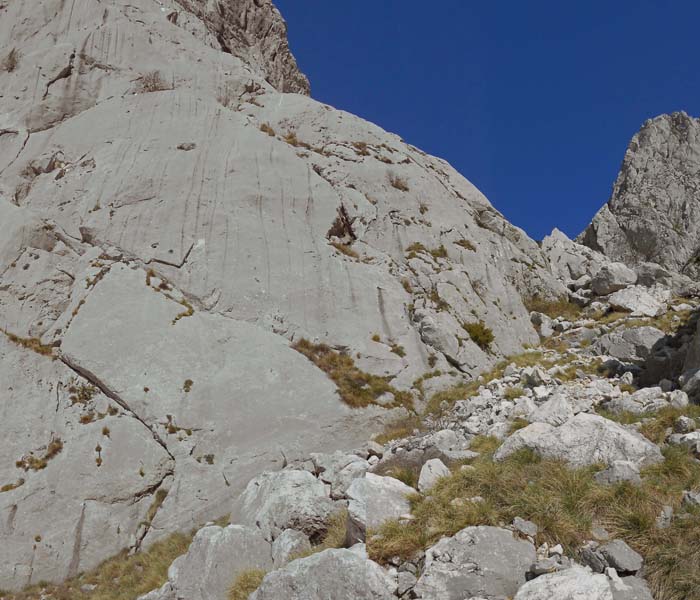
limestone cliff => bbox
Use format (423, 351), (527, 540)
(579, 112), (700, 277)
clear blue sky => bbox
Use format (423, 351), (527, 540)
(275, 1), (699, 241)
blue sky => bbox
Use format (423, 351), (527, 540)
(275, 1), (700, 241)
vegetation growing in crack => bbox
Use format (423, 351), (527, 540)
(524, 295), (583, 321)
(228, 569), (267, 600)
(1, 48), (20, 72)
(2, 329), (57, 358)
(292, 339), (414, 410)
(462, 320), (494, 351)
(16, 438), (63, 471)
(137, 70), (170, 93)
(388, 173), (409, 191)
(329, 241), (359, 259)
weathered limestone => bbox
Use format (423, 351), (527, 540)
(580, 112), (700, 278)
(494, 414), (663, 468)
(413, 526), (536, 600)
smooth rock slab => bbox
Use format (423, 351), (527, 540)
(249, 548), (396, 599)
(494, 413), (663, 468)
(413, 526), (536, 600)
(514, 565), (613, 599)
(600, 540), (643, 574)
(608, 286), (664, 317)
(272, 529), (312, 567)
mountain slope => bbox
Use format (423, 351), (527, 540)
(0, 0), (565, 589)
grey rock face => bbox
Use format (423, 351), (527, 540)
(580, 112), (700, 278)
(249, 548), (396, 599)
(172, 0), (310, 94)
(514, 566), (613, 600)
(271, 529), (311, 567)
(591, 263), (638, 295)
(139, 524), (272, 600)
(494, 413), (663, 468)
(417, 458), (450, 492)
(413, 526), (536, 600)
(346, 473), (413, 542)
(231, 470), (337, 542)
(599, 540), (643, 574)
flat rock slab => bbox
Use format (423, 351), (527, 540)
(514, 566), (613, 599)
(414, 526), (536, 599)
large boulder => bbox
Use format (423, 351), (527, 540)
(591, 263), (638, 296)
(494, 413), (663, 468)
(138, 524), (272, 600)
(514, 566), (613, 599)
(413, 526), (536, 600)
(249, 548), (396, 599)
(593, 326), (666, 364)
(607, 286), (665, 317)
(231, 470), (337, 541)
(346, 473), (414, 542)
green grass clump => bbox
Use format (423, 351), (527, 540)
(462, 321), (494, 351)
(292, 339), (413, 410)
(503, 386), (524, 400)
(367, 447), (700, 600)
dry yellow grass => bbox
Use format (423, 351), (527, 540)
(5, 531), (193, 600)
(292, 339), (413, 410)
(368, 445), (700, 600)
(228, 569), (267, 600)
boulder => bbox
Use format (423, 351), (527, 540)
(594, 327), (666, 364)
(599, 540), (643, 574)
(610, 575), (654, 600)
(413, 526), (536, 600)
(272, 529), (312, 567)
(346, 473), (414, 542)
(249, 548), (396, 599)
(605, 387), (670, 415)
(591, 263), (638, 296)
(607, 286), (664, 317)
(418, 459), (451, 492)
(310, 451), (370, 499)
(138, 524), (272, 600)
(494, 413), (663, 468)
(231, 470), (337, 541)
(514, 565), (613, 599)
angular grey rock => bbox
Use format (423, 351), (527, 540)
(610, 576), (654, 600)
(413, 526), (536, 600)
(606, 387), (670, 415)
(250, 548), (396, 599)
(272, 529), (312, 567)
(346, 473), (414, 542)
(231, 470), (337, 541)
(310, 451), (370, 500)
(580, 112), (700, 278)
(607, 286), (664, 317)
(594, 327), (666, 364)
(513, 517), (538, 537)
(594, 461), (642, 486)
(418, 458), (451, 492)
(397, 571), (418, 596)
(527, 393), (575, 426)
(494, 413), (663, 468)
(514, 566), (613, 599)
(541, 228), (608, 282)
(591, 263), (638, 296)
(138, 524), (272, 600)
(600, 540), (643, 574)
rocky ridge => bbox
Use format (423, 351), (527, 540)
(580, 112), (700, 277)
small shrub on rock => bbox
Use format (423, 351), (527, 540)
(462, 320), (494, 351)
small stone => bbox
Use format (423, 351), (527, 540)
(512, 517), (538, 537)
(656, 505), (673, 529)
(176, 142), (197, 151)
(397, 571), (417, 596)
(683, 490), (700, 508)
(674, 416), (695, 434)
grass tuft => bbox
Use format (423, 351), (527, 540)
(228, 569), (267, 600)
(462, 321), (494, 351)
(292, 339), (413, 410)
